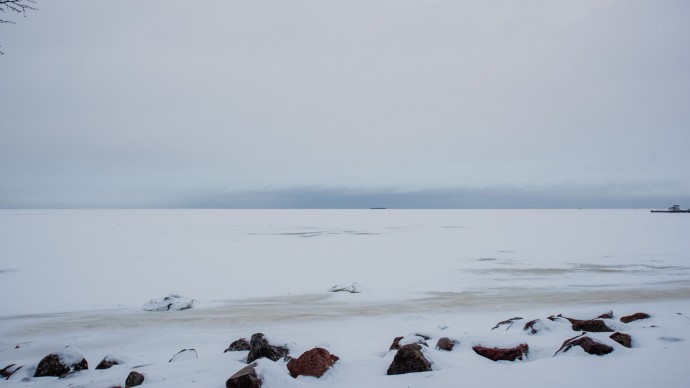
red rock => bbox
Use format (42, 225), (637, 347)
(620, 312), (650, 323)
(610, 332), (632, 348)
(435, 337), (456, 351)
(597, 311), (614, 319)
(472, 344), (529, 361)
(558, 316), (613, 332)
(287, 347), (339, 378)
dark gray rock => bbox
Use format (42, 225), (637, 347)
(246, 333), (289, 363)
(226, 363), (262, 388)
(95, 355), (128, 370)
(386, 344), (432, 375)
(1, 364), (22, 379)
(34, 347), (88, 377)
(554, 333), (614, 356)
(125, 371), (144, 387)
(225, 338), (251, 352)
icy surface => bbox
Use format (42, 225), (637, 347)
(0, 209), (689, 387)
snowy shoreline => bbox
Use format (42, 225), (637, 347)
(1, 209), (689, 386)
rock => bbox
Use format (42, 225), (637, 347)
(287, 347), (339, 378)
(328, 283), (360, 293)
(523, 319), (541, 334)
(472, 344), (529, 361)
(142, 294), (197, 311)
(246, 333), (289, 363)
(225, 338), (251, 352)
(491, 317), (523, 330)
(226, 363), (262, 388)
(389, 336), (404, 350)
(169, 349), (198, 362)
(1, 364), (22, 379)
(389, 335), (428, 350)
(435, 337), (456, 351)
(566, 318), (614, 332)
(125, 371), (145, 387)
(95, 354), (128, 370)
(621, 312), (651, 323)
(386, 344), (432, 375)
(554, 333), (614, 356)
(610, 332), (632, 348)
(597, 311), (614, 319)
(34, 346), (88, 377)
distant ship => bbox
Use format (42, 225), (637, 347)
(651, 205), (690, 213)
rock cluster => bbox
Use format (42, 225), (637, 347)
(1, 309), (654, 385)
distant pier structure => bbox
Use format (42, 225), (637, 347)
(651, 205), (690, 213)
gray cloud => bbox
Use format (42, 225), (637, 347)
(1, 1), (689, 208)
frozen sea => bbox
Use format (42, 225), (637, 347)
(1, 209), (689, 387)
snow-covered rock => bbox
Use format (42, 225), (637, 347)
(142, 294), (197, 312)
(246, 333), (289, 363)
(125, 371), (145, 387)
(287, 347), (339, 378)
(386, 344), (432, 375)
(226, 363), (261, 388)
(34, 346), (88, 377)
(224, 338), (251, 352)
(95, 353), (130, 370)
(328, 283), (360, 293)
(389, 335), (428, 350)
(473, 344), (529, 361)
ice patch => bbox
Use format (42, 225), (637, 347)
(142, 294), (198, 312)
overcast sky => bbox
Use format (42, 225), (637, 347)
(1, 0), (689, 208)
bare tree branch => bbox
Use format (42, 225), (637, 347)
(0, 0), (38, 54)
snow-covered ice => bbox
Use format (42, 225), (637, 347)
(0, 209), (689, 387)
